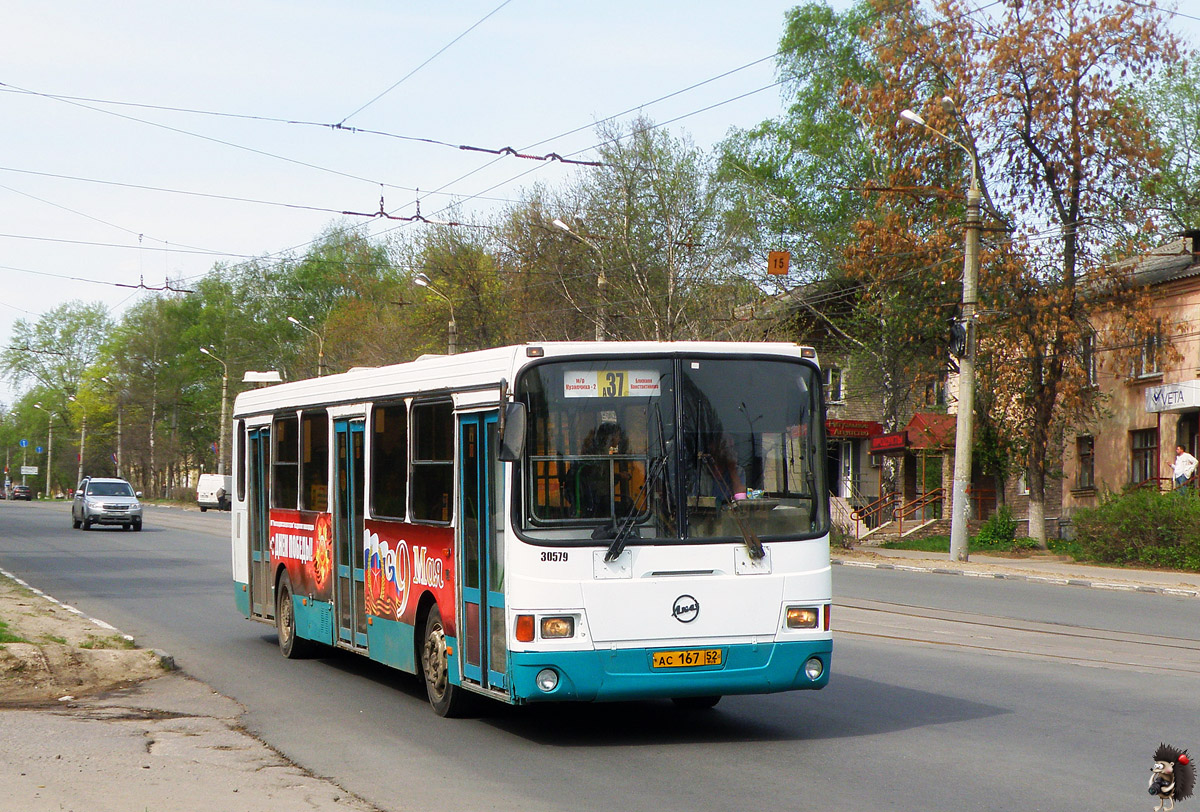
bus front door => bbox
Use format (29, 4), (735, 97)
(459, 412), (506, 692)
(334, 419), (367, 650)
(248, 426), (272, 619)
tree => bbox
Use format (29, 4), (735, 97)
(856, 0), (1180, 545)
(1140, 60), (1200, 232)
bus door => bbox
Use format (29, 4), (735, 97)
(248, 426), (272, 619)
(334, 419), (368, 650)
(459, 412), (506, 691)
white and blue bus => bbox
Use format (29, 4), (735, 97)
(231, 341), (831, 716)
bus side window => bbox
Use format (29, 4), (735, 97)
(300, 411), (329, 512)
(412, 401), (453, 523)
(371, 402), (408, 520)
(273, 415), (300, 509)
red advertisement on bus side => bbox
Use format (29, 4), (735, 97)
(268, 509), (334, 602)
(364, 520), (456, 636)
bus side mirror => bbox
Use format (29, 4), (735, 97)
(498, 402), (526, 462)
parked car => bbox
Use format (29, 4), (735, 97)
(11, 484), (32, 501)
(196, 474), (232, 512)
(71, 477), (143, 531)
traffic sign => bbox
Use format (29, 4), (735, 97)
(36, 446), (43, 454)
(767, 250), (791, 276)
(19, 439), (28, 448)
(20, 466), (38, 476)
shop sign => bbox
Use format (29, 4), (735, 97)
(827, 419), (883, 439)
(1145, 381), (1200, 413)
(869, 432), (907, 453)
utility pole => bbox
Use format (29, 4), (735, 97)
(901, 97), (981, 563)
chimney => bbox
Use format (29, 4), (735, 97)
(1184, 228), (1200, 258)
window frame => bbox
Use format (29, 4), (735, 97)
(410, 399), (455, 524)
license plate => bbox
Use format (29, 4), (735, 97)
(651, 648), (723, 668)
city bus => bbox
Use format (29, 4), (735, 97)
(231, 341), (832, 716)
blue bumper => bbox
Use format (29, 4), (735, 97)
(509, 639), (831, 703)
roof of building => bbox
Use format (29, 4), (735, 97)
(1125, 235), (1200, 287)
(906, 412), (957, 449)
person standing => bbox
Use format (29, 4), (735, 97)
(1173, 444), (1198, 492)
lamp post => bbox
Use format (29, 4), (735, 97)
(69, 394), (85, 487)
(412, 274), (458, 355)
(552, 218), (608, 341)
(32, 402), (55, 499)
(901, 98), (981, 563)
(100, 376), (123, 478)
(199, 347), (230, 476)
(287, 316), (327, 376)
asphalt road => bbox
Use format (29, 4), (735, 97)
(1, 497), (1196, 811)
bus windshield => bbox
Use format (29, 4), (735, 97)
(516, 355), (827, 544)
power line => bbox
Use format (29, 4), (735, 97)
(338, 0), (517, 125)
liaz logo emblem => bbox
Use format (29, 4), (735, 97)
(672, 595), (699, 623)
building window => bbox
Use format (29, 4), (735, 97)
(1017, 469), (1029, 495)
(1132, 321), (1162, 379)
(825, 366), (844, 403)
(1076, 435), (1095, 490)
(1081, 332), (1099, 388)
(1131, 428), (1158, 485)
(924, 378), (945, 407)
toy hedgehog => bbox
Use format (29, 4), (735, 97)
(1150, 743), (1195, 811)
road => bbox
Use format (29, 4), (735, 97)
(1, 497), (1196, 811)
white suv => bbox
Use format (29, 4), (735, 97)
(72, 477), (143, 531)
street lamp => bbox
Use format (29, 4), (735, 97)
(100, 376), (123, 478)
(412, 274), (458, 355)
(552, 218), (608, 341)
(68, 394), (85, 487)
(287, 316), (327, 376)
(901, 97), (982, 563)
(199, 347), (230, 476)
(32, 402), (55, 499)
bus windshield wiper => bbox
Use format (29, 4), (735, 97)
(699, 453), (764, 561)
(600, 451), (669, 562)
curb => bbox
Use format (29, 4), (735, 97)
(0, 566), (179, 664)
(831, 558), (1200, 599)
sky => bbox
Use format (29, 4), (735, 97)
(2, 1), (1198, 407)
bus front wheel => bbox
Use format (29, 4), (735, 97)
(277, 571), (314, 659)
(421, 605), (471, 717)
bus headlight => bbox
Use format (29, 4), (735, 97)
(786, 607), (819, 629)
(804, 657), (824, 681)
(535, 668), (559, 692)
(539, 616), (575, 639)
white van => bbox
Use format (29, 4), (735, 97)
(197, 474), (232, 512)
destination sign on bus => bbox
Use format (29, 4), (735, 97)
(564, 370), (661, 398)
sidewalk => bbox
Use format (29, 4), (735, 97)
(833, 546), (1200, 597)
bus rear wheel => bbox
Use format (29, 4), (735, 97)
(276, 572), (314, 659)
(421, 605), (471, 717)
(671, 695), (721, 710)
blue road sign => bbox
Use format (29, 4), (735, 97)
(36, 446), (44, 454)
(19, 439), (28, 448)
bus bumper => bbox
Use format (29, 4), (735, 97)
(508, 639), (831, 703)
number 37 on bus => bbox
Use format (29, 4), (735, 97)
(231, 341), (832, 716)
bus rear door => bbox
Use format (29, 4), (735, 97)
(459, 412), (506, 693)
(248, 426), (272, 619)
(334, 419), (368, 650)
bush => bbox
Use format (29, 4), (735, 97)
(973, 505), (1018, 549)
(1072, 487), (1200, 571)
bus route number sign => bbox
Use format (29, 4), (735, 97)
(651, 648), (723, 668)
(564, 370), (661, 399)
